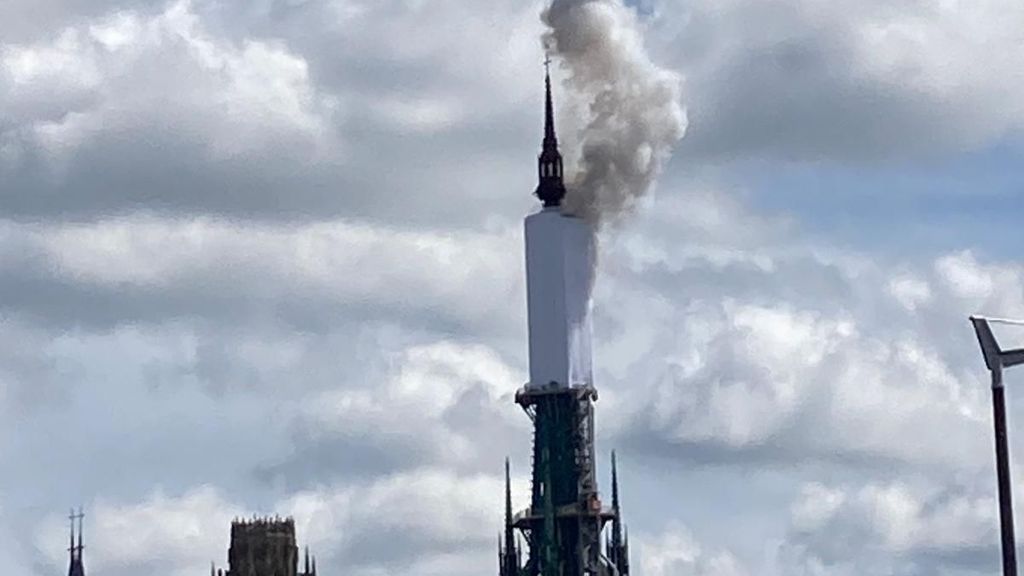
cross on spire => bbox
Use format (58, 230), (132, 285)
(68, 509), (75, 555)
(76, 507), (84, 555)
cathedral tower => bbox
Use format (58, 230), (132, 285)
(499, 61), (630, 576)
(212, 516), (318, 576)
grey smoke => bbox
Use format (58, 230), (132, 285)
(543, 0), (688, 227)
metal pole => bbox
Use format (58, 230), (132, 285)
(992, 364), (1018, 576)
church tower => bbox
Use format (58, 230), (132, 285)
(499, 61), (630, 576)
(211, 516), (318, 576)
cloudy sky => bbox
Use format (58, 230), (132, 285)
(4, 0), (1024, 574)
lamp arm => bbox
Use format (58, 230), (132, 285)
(1000, 349), (1024, 369)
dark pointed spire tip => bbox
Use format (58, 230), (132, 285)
(543, 56), (557, 147)
(504, 456), (514, 526)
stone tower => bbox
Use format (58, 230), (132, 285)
(212, 516), (318, 576)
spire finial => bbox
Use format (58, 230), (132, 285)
(68, 509), (75, 559)
(543, 55), (557, 148)
(504, 457), (513, 527)
(76, 507), (84, 559)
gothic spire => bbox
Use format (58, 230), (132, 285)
(68, 509), (75, 563)
(543, 57), (558, 151)
(67, 508), (85, 576)
(611, 451), (622, 544)
(76, 507), (83, 558)
(501, 458), (519, 576)
(611, 452), (620, 513)
(610, 452), (628, 575)
(535, 56), (567, 208)
(505, 458), (514, 533)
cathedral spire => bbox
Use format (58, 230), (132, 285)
(535, 56), (567, 208)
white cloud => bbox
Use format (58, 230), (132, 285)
(36, 487), (241, 576)
(790, 483), (846, 533)
(782, 479), (998, 574)
(641, 522), (749, 576)
(592, 188), (1011, 472)
(3, 1), (335, 158)
(0, 216), (524, 335)
(298, 340), (526, 472)
(653, 0), (1024, 160)
(284, 469), (502, 553)
(888, 274), (933, 311)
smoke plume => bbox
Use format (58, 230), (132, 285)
(543, 0), (687, 227)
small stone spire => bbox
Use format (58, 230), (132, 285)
(67, 509), (75, 563)
(610, 452), (628, 575)
(501, 458), (519, 576)
(609, 452), (620, 560)
(505, 458), (514, 532)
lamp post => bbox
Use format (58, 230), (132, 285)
(971, 315), (1024, 576)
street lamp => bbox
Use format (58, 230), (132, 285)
(971, 315), (1024, 576)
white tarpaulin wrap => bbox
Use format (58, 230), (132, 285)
(525, 208), (595, 389)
